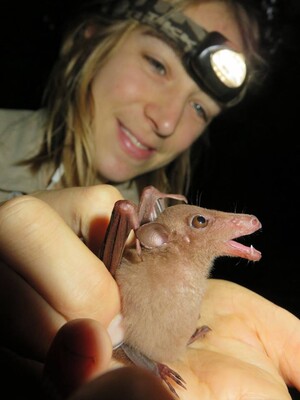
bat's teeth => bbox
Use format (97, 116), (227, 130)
(250, 244), (254, 253)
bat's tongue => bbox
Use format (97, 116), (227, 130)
(227, 240), (262, 261)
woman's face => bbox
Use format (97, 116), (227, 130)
(91, 0), (244, 183)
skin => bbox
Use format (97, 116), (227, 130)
(0, 186), (121, 360)
(90, 1), (240, 183)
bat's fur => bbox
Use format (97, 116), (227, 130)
(115, 204), (262, 362)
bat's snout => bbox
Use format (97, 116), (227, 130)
(231, 215), (262, 234)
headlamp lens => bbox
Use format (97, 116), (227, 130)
(211, 49), (247, 88)
(186, 32), (248, 106)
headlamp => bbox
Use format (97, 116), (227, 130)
(185, 32), (248, 105)
(96, 0), (249, 107)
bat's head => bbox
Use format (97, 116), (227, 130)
(137, 204), (262, 262)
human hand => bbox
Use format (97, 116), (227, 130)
(43, 318), (173, 400)
(43, 279), (300, 400)
(0, 184), (173, 399)
(0, 185), (122, 361)
(130, 279), (299, 400)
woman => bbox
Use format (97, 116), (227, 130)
(1, 0), (299, 399)
(0, 0), (264, 202)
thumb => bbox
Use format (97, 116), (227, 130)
(43, 319), (112, 398)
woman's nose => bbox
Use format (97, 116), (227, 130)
(144, 97), (184, 137)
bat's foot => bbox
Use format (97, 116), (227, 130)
(187, 325), (211, 345)
(157, 362), (186, 398)
(121, 343), (186, 398)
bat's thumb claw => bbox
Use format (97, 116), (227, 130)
(107, 314), (125, 349)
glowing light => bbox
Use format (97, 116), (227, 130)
(210, 49), (247, 88)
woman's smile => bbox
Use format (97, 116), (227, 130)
(91, 29), (209, 182)
(118, 121), (156, 160)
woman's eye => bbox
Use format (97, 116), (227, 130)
(145, 56), (166, 76)
(192, 102), (208, 122)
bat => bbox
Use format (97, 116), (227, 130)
(99, 186), (262, 396)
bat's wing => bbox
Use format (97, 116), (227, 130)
(99, 186), (187, 276)
(138, 186), (187, 224)
(99, 200), (139, 277)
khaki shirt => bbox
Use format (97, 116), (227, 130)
(0, 108), (138, 203)
(0, 108), (55, 202)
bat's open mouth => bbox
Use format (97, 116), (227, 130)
(225, 218), (262, 261)
(226, 239), (261, 261)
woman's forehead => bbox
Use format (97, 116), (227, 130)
(183, 1), (245, 52)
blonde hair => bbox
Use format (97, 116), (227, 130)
(31, 0), (265, 195)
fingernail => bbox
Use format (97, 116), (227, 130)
(107, 314), (124, 349)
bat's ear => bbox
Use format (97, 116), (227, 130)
(135, 222), (170, 249)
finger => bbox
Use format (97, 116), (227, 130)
(212, 279), (300, 391)
(0, 196), (120, 326)
(68, 366), (174, 400)
(253, 293), (300, 391)
(43, 319), (112, 398)
(32, 185), (124, 252)
(203, 280), (300, 394)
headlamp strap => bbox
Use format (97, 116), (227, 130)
(98, 0), (207, 53)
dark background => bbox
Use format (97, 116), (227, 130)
(1, 0), (299, 398)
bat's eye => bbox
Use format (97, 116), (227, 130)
(191, 215), (208, 228)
